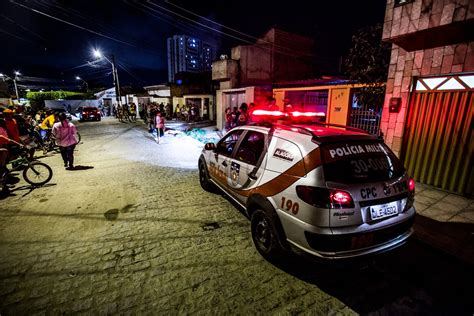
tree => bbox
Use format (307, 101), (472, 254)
(345, 24), (391, 108)
(26, 91), (95, 109)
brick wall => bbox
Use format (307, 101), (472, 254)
(381, 40), (474, 156)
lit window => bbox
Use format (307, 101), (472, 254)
(423, 77), (447, 90)
(415, 81), (427, 91)
(437, 78), (464, 90)
(459, 75), (474, 88)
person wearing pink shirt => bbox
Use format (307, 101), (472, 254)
(52, 112), (78, 170)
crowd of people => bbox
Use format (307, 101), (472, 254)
(109, 101), (207, 143)
(0, 105), (79, 175)
(109, 102), (204, 124)
(224, 97), (282, 132)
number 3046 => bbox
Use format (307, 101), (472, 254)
(281, 197), (299, 215)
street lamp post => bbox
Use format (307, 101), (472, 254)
(93, 49), (121, 106)
(75, 76), (89, 91)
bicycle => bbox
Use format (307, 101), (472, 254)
(0, 138), (53, 195)
(41, 129), (81, 154)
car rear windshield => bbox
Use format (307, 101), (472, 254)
(320, 140), (405, 183)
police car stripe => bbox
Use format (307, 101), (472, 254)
(234, 148), (322, 197)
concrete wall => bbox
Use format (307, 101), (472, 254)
(233, 45), (272, 86)
(212, 59), (239, 82)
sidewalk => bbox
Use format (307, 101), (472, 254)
(413, 183), (474, 264)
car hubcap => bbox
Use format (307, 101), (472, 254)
(255, 217), (270, 250)
(199, 166), (206, 184)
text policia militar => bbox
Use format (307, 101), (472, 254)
(328, 143), (385, 159)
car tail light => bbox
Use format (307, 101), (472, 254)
(296, 186), (354, 209)
(408, 177), (415, 192)
(329, 190), (354, 208)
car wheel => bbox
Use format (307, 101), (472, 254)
(251, 209), (282, 260)
(198, 160), (215, 192)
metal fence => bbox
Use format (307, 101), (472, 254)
(349, 108), (381, 135)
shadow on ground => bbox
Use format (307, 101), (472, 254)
(269, 239), (473, 315)
(67, 165), (94, 171)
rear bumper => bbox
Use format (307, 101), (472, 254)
(278, 208), (415, 259)
(303, 216), (414, 259)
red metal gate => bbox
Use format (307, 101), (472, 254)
(402, 75), (474, 195)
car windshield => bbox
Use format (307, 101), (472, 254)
(320, 140), (405, 183)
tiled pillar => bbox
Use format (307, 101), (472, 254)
(381, 41), (474, 157)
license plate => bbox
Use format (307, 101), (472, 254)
(369, 201), (398, 221)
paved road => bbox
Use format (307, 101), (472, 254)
(0, 118), (472, 315)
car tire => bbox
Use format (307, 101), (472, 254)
(251, 209), (283, 260)
(198, 159), (215, 192)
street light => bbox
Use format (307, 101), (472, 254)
(75, 76), (89, 91)
(92, 49), (121, 106)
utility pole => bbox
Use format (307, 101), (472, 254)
(111, 54), (121, 106)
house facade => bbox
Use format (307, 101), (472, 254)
(381, 0), (474, 195)
(212, 28), (316, 130)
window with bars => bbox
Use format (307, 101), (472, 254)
(348, 89), (383, 136)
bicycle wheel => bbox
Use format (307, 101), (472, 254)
(23, 162), (53, 186)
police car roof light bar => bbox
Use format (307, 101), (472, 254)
(310, 122), (369, 134)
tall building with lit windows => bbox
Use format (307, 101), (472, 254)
(167, 35), (216, 83)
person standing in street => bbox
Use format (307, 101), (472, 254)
(155, 111), (165, 144)
(52, 112), (78, 170)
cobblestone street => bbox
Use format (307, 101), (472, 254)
(0, 118), (472, 315)
(0, 118), (353, 315)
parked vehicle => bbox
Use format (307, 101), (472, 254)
(198, 111), (416, 260)
(79, 106), (101, 121)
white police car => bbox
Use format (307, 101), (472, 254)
(198, 113), (415, 260)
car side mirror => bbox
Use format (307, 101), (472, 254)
(205, 143), (216, 150)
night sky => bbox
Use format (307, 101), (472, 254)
(0, 0), (387, 91)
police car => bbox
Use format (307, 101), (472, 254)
(198, 111), (415, 260)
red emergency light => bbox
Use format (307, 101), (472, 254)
(289, 111), (326, 118)
(252, 109), (287, 117)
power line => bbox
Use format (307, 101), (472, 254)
(0, 13), (47, 42)
(0, 26), (35, 43)
(146, 0), (330, 61)
(163, 0), (315, 57)
(11, 0), (137, 47)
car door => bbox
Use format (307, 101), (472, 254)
(210, 129), (244, 189)
(228, 130), (267, 201)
